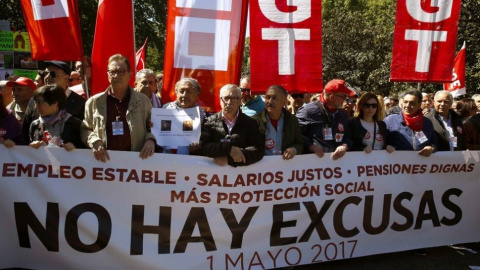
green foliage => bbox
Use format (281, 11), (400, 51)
(241, 37), (250, 76)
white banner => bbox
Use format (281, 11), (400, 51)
(151, 107), (201, 146)
(1, 146), (480, 269)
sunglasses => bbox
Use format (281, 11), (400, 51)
(240, 88), (250, 92)
(363, 103), (378, 108)
(291, 94), (304, 99)
(46, 71), (66, 78)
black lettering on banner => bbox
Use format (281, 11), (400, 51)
(298, 200), (333, 242)
(14, 202), (59, 251)
(220, 207), (259, 249)
(441, 188), (463, 226)
(363, 194), (392, 235)
(415, 190), (441, 229)
(174, 207), (216, 253)
(130, 205), (171, 255)
(391, 192), (414, 231)
(271, 203), (300, 246)
(333, 197), (361, 238)
(65, 203), (112, 253)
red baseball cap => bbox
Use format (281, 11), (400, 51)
(6, 77), (36, 91)
(324, 79), (355, 96)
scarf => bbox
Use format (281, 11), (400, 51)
(39, 110), (69, 126)
(403, 110), (424, 132)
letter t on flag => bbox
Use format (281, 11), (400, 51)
(91, 0), (135, 95)
(20, 0), (84, 60)
(444, 42), (466, 98)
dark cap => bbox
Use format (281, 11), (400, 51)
(6, 77), (36, 91)
(324, 79), (356, 96)
(45, 61), (71, 75)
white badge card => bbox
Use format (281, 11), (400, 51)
(323, 127), (333, 140)
(450, 136), (458, 148)
(112, 120), (124, 136)
(415, 131), (428, 144)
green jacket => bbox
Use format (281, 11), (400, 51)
(252, 108), (303, 155)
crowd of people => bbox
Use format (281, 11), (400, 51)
(1, 53), (480, 166)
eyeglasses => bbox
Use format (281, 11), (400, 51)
(45, 71), (66, 78)
(240, 88), (250, 93)
(363, 103), (378, 109)
(346, 98), (356, 104)
(220, 96), (240, 103)
(107, 69), (127, 77)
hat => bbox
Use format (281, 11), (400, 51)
(45, 61), (71, 75)
(6, 77), (36, 91)
(324, 79), (356, 96)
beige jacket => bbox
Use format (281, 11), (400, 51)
(81, 86), (155, 151)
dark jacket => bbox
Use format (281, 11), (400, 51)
(199, 112), (264, 167)
(425, 110), (465, 151)
(30, 115), (85, 149)
(296, 101), (353, 153)
(463, 114), (480, 150)
(348, 117), (389, 151)
(252, 108), (303, 154)
(384, 113), (437, 151)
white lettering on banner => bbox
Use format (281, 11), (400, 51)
(262, 28), (310, 75)
(176, 0), (232, 11)
(405, 30), (447, 72)
(31, 0), (69, 21)
(258, 0), (311, 23)
(174, 17), (230, 71)
(406, 0), (453, 23)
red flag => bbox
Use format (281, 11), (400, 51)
(91, 0), (135, 95)
(20, 0), (83, 60)
(390, 0), (462, 83)
(249, 0), (322, 94)
(444, 42), (466, 97)
(162, 0), (248, 113)
(136, 38), (148, 72)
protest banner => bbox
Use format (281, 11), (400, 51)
(162, 0), (249, 113)
(390, 0), (462, 83)
(249, 0), (322, 94)
(1, 146), (480, 269)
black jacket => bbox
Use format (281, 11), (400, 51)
(348, 117), (389, 151)
(425, 110), (465, 151)
(30, 115), (85, 149)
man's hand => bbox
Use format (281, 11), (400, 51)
(214, 156), (228, 166)
(309, 144), (324, 158)
(29, 141), (43, 149)
(92, 140), (110, 162)
(283, 148), (296, 160)
(386, 145), (395, 153)
(363, 146), (373, 154)
(230, 146), (246, 163)
(418, 146), (434, 157)
(63, 142), (76, 152)
(2, 138), (16, 148)
(140, 139), (155, 159)
(332, 145), (347, 160)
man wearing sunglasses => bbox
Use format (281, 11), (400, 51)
(296, 79), (354, 160)
(239, 76), (265, 117)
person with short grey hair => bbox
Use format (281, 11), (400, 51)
(472, 94), (480, 111)
(199, 84), (264, 167)
(135, 68), (161, 108)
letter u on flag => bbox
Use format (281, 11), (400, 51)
(390, 0), (462, 83)
(162, 0), (249, 113)
(20, 0), (84, 61)
(91, 0), (135, 95)
(444, 42), (466, 98)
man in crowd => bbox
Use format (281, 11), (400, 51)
(473, 94), (480, 111)
(161, 77), (207, 154)
(426, 91), (464, 151)
(253, 85), (303, 160)
(6, 77), (35, 124)
(0, 80), (13, 107)
(199, 84), (264, 166)
(81, 54), (156, 162)
(75, 56), (92, 97)
(421, 92), (433, 115)
(135, 69), (161, 108)
(343, 93), (358, 118)
(239, 76), (265, 116)
(296, 79), (354, 160)
(386, 96), (401, 116)
(287, 93), (305, 114)
(384, 89), (436, 157)
(34, 70), (45, 88)
(68, 71), (83, 87)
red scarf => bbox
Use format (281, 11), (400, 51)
(403, 110), (424, 132)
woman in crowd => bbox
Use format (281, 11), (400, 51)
(348, 92), (394, 153)
(0, 93), (24, 148)
(29, 85), (84, 150)
(456, 98), (480, 150)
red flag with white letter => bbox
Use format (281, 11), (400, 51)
(444, 42), (466, 97)
(19, 0), (83, 60)
(390, 0), (462, 83)
(91, 0), (135, 95)
(162, 0), (248, 113)
(136, 38), (148, 72)
(249, 0), (322, 94)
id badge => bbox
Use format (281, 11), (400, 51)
(220, 138), (231, 143)
(450, 136), (458, 148)
(415, 131), (428, 144)
(335, 133), (344, 142)
(112, 121), (124, 136)
(323, 127), (333, 140)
